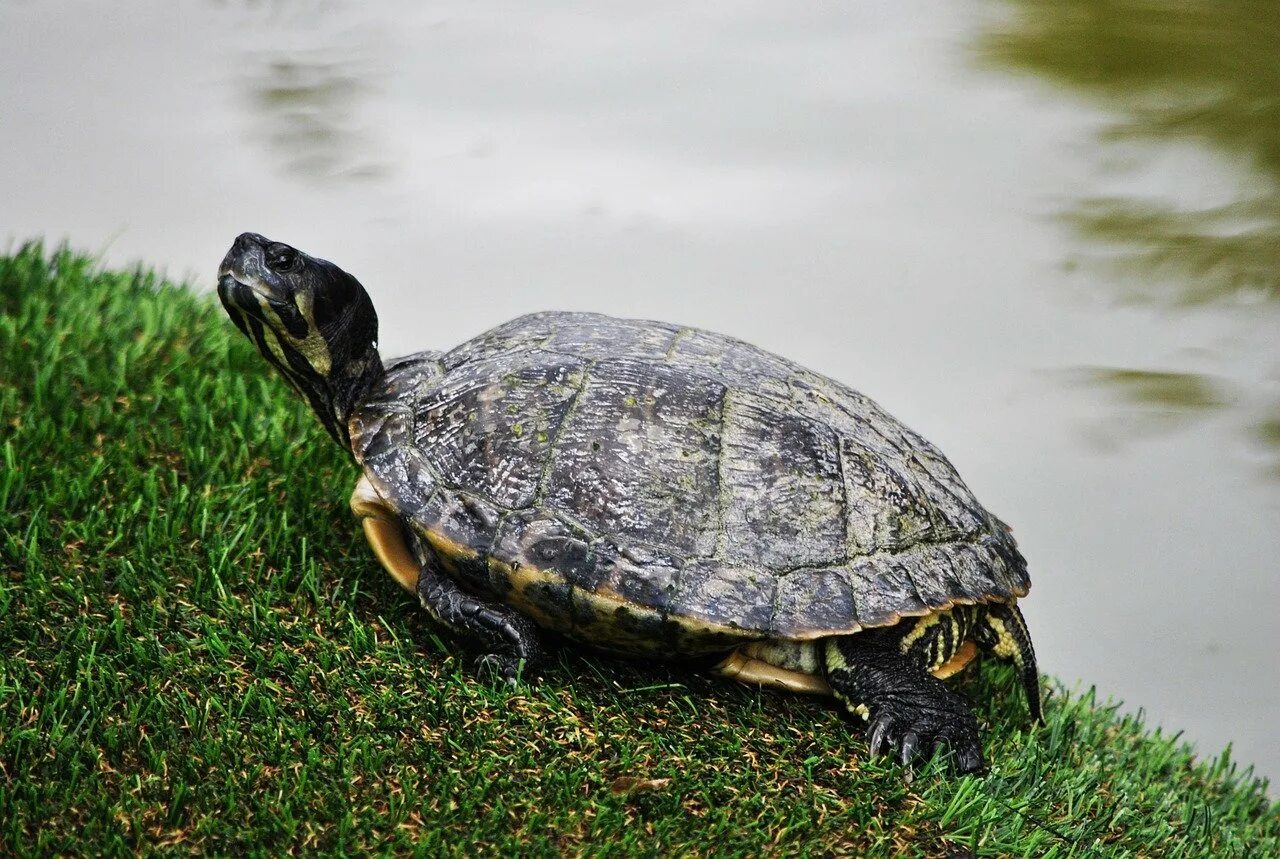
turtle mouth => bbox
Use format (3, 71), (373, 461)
(218, 236), (283, 303)
(217, 270), (281, 320)
(218, 267), (279, 305)
(218, 270), (253, 297)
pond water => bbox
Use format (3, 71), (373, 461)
(3, 1), (1276, 783)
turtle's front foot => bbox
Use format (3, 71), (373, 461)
(467, 612), (544, 685)
(825, 630), (985, 776)
(415, 555), (545, 683)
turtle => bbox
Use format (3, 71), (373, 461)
(217, 231), (1042, 775)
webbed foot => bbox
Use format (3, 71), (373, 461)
(467, 613), (544, 685)
(825, 628), (986, 777)
(415, 554), (546, 681)
(864, 684), (983, 774)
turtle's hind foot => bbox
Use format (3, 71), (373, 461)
(863, 684), (984, 774)
(825, 630), (985, 776)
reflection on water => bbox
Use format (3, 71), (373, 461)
(983, 0), (1280, 303)
(1260, 417), (1280, 472)
(982, 0), (1280, 467)
(1061, 196), (1279, 305)
(228, 0), (390, 184)
(1079, 368), (1228, 412)
(246, 55), (388, 182)
(1057, 367), (1230, 449)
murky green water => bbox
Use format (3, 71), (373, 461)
(2, 1), (1276, 782)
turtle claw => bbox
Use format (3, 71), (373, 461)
(868, 713), (896, 757)
(899, 730), (922, 766)
(955, 743), (984, 776)
(937, 724), (985, 776)
(827, 627), (992, 778)
(470, 652), (526, 686)
(862, 693), (984, 775)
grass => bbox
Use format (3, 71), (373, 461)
(1, 242), (1276, 856)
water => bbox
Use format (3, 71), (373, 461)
(3, 1), (1276, 783)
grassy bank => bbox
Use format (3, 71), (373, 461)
(1, 243), (1275, 856)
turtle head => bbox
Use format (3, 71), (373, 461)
(218, 232), (383, 450)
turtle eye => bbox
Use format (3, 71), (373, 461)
(266, 244), (301, 272)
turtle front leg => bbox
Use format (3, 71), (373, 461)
(824, 628), (983, 774)
(350, 477), (543, 681)
(415, 551), (545, 682)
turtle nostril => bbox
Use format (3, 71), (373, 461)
(233, 232), (268, 254)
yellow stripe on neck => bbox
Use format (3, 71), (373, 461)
(254, 291), (332, 376)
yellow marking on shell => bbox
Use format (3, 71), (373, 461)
(568, 590), (672, 654)
(647, 605), (756, 643)
(348, 475), (999, 681)
(352, 475), (754, 655)
(490, 553), (748, 656)
(349, 476), (419, 594)
(485, 556), (578, 634)
(419, 527), (475, 567)
(349, 477), (583, 638)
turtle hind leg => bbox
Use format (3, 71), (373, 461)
(824, 628), (984, 775)
(975, 601), (1043, 724)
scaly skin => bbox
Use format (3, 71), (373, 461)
(415, 551), (545, 682)
(825, 625), (984, 774)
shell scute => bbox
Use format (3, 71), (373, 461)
(416, 351), (587, 510)
(588, 538), (682, 615)
(414, 490), (499, 559)
(673, 561), (777, 636)
(541, 358), (725, 558)
(850, 557), (929, 626)
(772, 568), (858, 637)
(719, 394), (848, 569)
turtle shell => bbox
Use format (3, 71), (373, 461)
(349, 312), (1028, 656)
